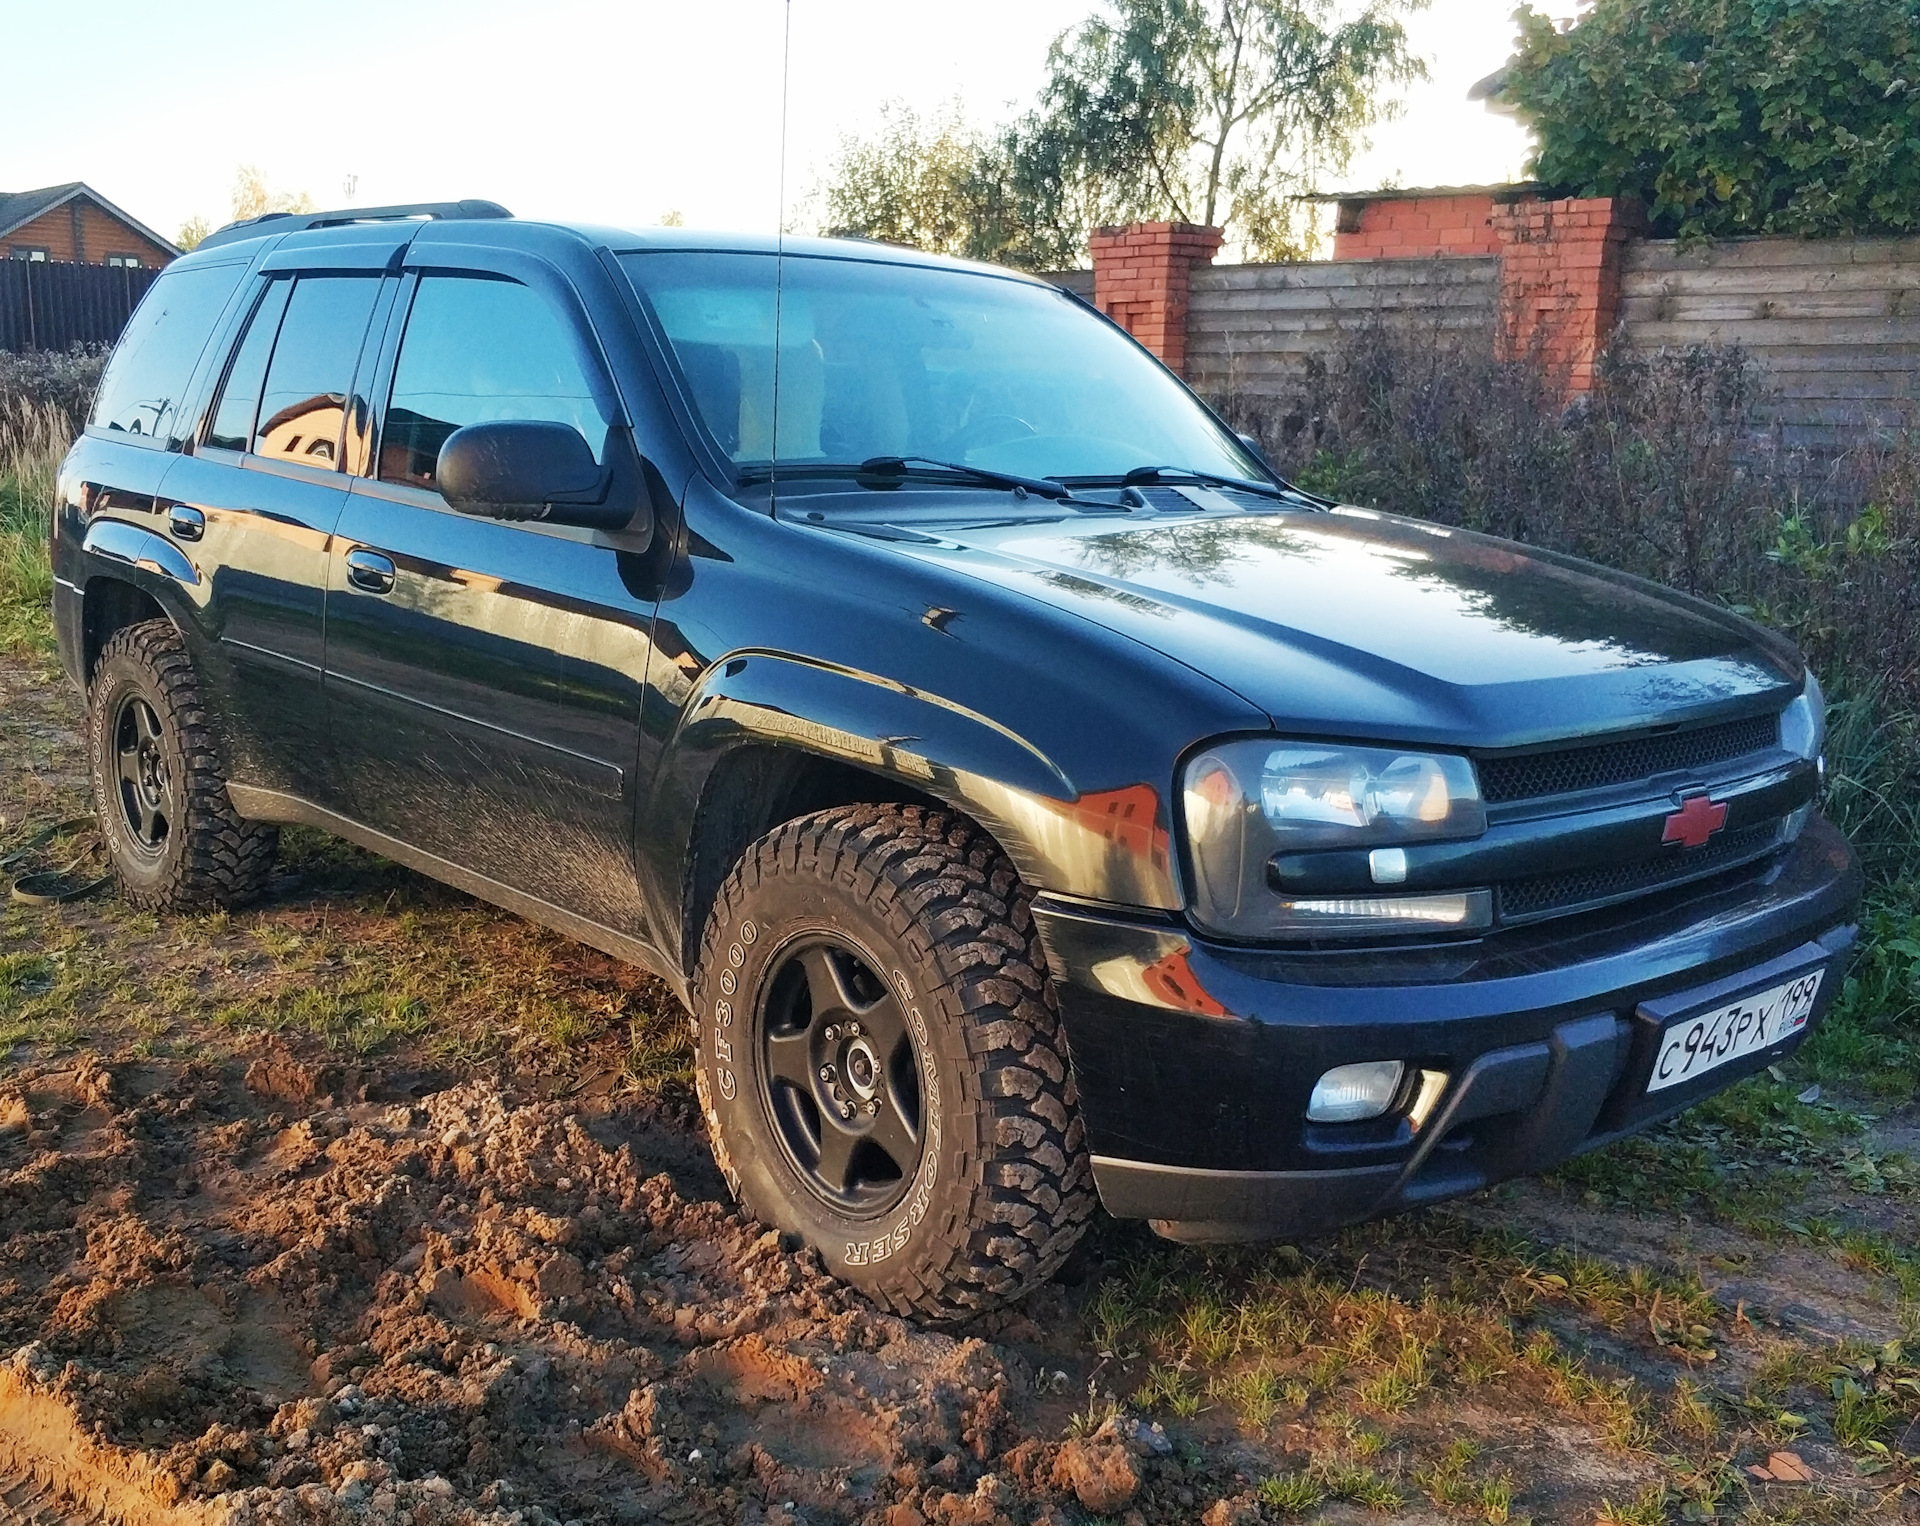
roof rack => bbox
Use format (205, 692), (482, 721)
(195, 199), (512, 252)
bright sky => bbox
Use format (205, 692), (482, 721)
(1, 0), (1542, 251)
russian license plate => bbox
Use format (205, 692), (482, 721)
(1648, 967), (1824, 1093)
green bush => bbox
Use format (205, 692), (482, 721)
(0, 345), (105, 438)
(1499, 0), (1920, 240)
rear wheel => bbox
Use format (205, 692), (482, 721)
(692, 803), (1095, 1319)
(86, 619), (277, 912)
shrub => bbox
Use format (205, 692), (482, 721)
(0, 345), (106, 440)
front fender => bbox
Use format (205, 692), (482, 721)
(670, 652), (1181, 910)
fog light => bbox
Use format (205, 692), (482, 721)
(1308, 1060), (1406, 1123)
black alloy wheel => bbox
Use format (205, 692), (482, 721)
(758, 935), (924, 1215)
(111, 693), (174, 859)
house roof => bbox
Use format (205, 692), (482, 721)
(0, 182), (180, 256)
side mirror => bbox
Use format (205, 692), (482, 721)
(437, 419), (632, 531)
(1237, 431), (1276, 473)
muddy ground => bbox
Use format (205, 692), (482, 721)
(3, 649), (1918, 1526)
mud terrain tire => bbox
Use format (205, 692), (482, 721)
(86, 618), (277, 912)
(693, 803), (1095, 1319)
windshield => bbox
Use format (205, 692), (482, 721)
(618, 250), (1261, 484)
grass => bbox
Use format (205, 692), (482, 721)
(1074, 1193), (1920, 1519)
(0, 820), (693, 1090)
(0, 399), (62, 658)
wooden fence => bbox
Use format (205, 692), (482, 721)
(0, 259), (159, 352)
(1619, 237), (1920, 450)
(1183, 256), (1501, 401)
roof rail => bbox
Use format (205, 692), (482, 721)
(195, 199), (512, 252)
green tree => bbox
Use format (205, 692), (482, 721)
(1499, 0), (1920, 239)
(817, 102), (1004, 256)
(1019, 0), (1424, 260)
(818, 0), (1424, 267)
(175, 167), (319, 252)
(231, 165), (319, 222)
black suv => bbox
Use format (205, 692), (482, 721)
(52, 201), (1860, 1318)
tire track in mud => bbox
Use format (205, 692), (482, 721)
(0, 1467), (100, 1526)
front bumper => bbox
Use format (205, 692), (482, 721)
(1033, 816), (1861, 1239)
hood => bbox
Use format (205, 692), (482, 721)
(882, 506), (1801, 750)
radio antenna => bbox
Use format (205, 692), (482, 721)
(770, 0), (793, 508)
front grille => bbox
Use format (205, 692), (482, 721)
(1498, 821), (1782, 922)
(1477, 714), (1780, 805)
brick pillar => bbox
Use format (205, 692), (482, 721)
(1490, 195), (1647, 394)
(1087, 221), (1225, 376)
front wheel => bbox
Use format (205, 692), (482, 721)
(692, 804), (1095, 1319)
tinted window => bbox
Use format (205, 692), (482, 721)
(90, 260), (248, 447)
(379, 276), (609, 489)
(253, 275), (382, 468)
(204, 280), (291, 453)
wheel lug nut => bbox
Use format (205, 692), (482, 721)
(819, 1064), (835, 1082)
(823, 1025), (840, 1042)
(838, 1102), (855, 1120)
(845, 1020), (861, 1037)
(863, 1099), (879, 1116)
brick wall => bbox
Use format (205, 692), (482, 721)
(1087, 222), (1224, 373)
(3, 199), (173, 267)
(1085, 190), (1652, 399)
(1084, 188), (1920, 440)
(1332, 194), (1503, 260)
(1490, 196), (1648, 394)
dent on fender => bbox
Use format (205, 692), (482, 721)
(686, 653), (1183, 908)
(1031, 906), (1236, 1019)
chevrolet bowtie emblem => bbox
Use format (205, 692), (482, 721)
(1663, 793), (1728, 849)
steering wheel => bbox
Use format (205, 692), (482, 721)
(947, 414), (1038, 454)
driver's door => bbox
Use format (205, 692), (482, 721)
(322, 257), (659, 937)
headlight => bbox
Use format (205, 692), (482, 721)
(1780, 670), (1826, 766)
(1183, 739), (1488, 939)
(1780, 671), (1827, 840)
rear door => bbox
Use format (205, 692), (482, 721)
(322, 248), (658, 938)
(160, 244), (394, 808)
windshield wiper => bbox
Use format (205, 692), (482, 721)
(1115, 465), (1319, 504)
(856, 456), (1084, 502)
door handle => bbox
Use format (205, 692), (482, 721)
(344, 547), (396, 595)
(167, 504), (204, 542)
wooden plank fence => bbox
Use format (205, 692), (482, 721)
(1184, 256), (1500, 399)
(0, 259), (160, 352)
(1618, 237), (1920, 449)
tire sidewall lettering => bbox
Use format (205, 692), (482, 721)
(708, 922), (756, 1103)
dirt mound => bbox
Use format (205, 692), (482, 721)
(0, 1050), (1203, 1526)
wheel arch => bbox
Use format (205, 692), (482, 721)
(678, 743), (950, 978)
(664, 652), (1183, 979)
(81, 575), (172, 686)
